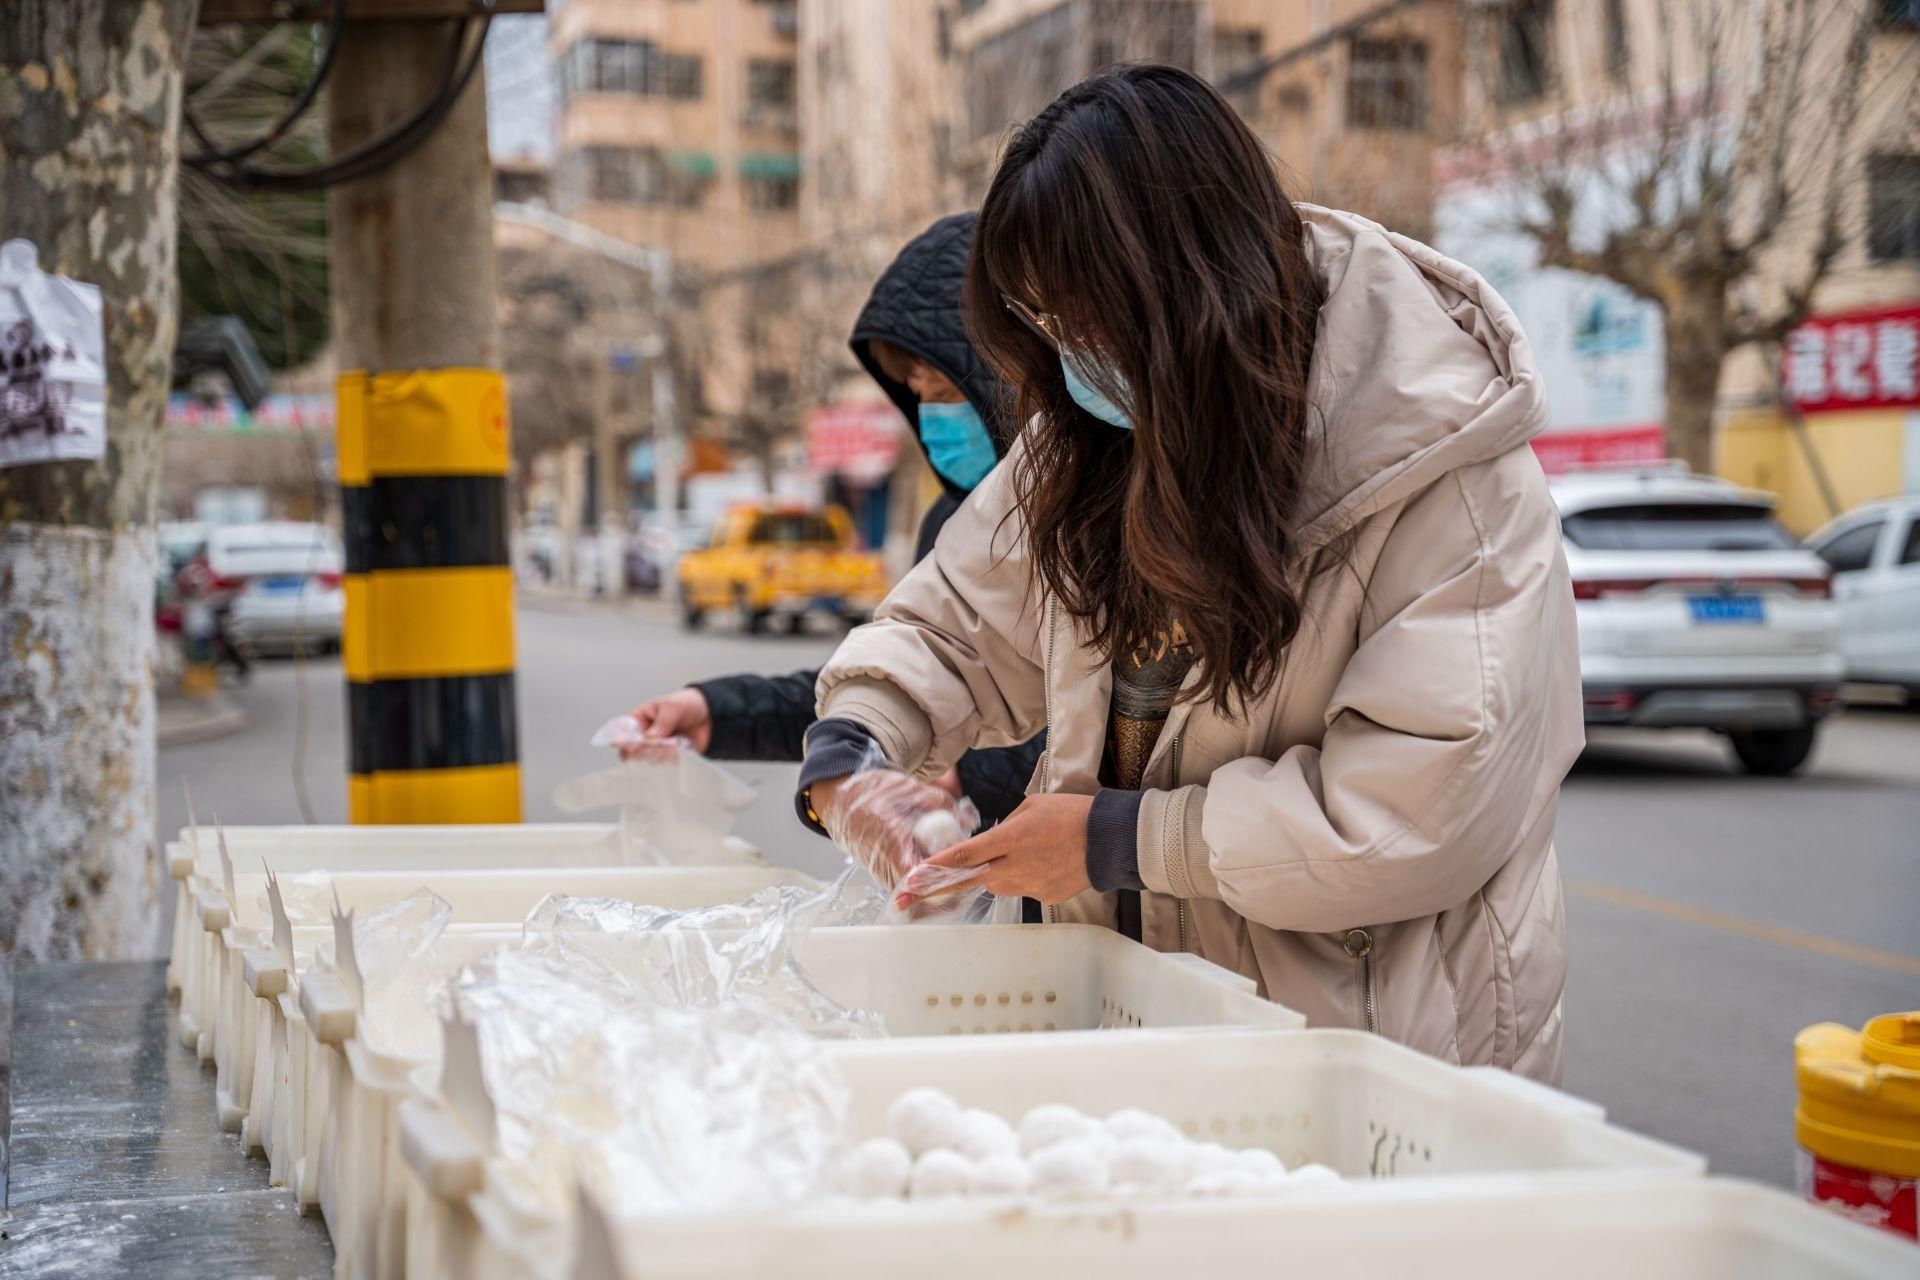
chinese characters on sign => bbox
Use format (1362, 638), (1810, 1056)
(1781, 304), (1920, 413)
(805, 401), (900, 482)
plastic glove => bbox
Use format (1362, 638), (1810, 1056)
(812, 768), (980, 893)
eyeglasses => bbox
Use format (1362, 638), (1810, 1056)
(1002, 295), (1062, 351)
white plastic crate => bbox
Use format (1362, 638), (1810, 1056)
(219, 867), (821, 1179)
(310, 923), (1307, 1280)
(399, 1030), (1714, 1280)
(577, 1178), (1918, 1280)
(189, 863), (819, 1091)
(165, 822), (622, 1015)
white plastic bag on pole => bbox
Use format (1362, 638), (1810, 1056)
(0, 239), (106, 468)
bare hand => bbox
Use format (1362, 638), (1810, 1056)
(896, 793), (1094, 908)
(621, 688), (713, 757)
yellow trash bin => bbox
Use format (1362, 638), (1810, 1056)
(1795, 1013), (1920, 1241)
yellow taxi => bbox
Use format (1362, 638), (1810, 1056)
(677, 503), (888, 632)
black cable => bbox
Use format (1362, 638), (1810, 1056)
(193, 14), (491, 193)
(183, 0), (348, 169)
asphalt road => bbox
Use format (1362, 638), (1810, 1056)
(157, 596), (1920, 1187)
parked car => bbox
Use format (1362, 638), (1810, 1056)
(677, 503), (886, 633)
(206, 522), (346, 655)
(1806, 495), (1920, 696)
(1552, 468), (1842, 775)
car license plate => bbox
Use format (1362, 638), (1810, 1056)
(260, 576), (305, 595)
(1687, 594), (1764, 625)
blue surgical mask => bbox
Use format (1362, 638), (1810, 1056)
(1061, 349), (1134, 429)
(917, 400), (998, 489)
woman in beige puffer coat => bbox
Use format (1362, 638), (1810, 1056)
(798, 66), (1582, 1083)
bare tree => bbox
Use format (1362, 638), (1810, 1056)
(0, 0), (196, 961)
(1475, 0), (1890, 471)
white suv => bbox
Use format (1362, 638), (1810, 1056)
(1806, 495), (1920, 696)
(1551, 469), (1842, 775)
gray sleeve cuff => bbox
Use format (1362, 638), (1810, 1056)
(1085, 788), (1145, 893)
(795, 719), (879, 833)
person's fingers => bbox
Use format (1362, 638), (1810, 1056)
(918, 821), (1017, 872)
(638, 698), (687, 737)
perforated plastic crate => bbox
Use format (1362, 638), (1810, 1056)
(399, 1031), (1724, 1280)
(305, 923), (1306, 1280)
(165, 823), (622, 1049)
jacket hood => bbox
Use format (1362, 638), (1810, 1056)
(850, 211), (1015, 498)
(1290, 204), (1549, 550)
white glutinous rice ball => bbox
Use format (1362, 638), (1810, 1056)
(908, 1148), (973, 1200)
(1109, 1139), (1195, 1194)
(1287, 1162), (1342, 1190)
(956, 1107), (1019, 1162)
(1191, 1143), (1239, 1175)
(1018, 1103), (1100, 1155)
(967, 1154), (1035, 1197)
(1029, 1137), (1113, 1197)
(842, 1137), (912, 1200)
(888, 1087), (966, 1156)
(1103, 1107), (1186, 1146)
(1232, 1147), (1289, 1181)
(911, 809), (968, 855)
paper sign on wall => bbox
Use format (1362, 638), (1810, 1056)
(0, 239), (106, 468)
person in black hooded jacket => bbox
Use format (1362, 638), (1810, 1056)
(617, 213), (1045, 825)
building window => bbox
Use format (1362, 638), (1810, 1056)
(1604, 0), (1630, 80)
(1879, 0), (1920, 28)
(561, 148), (712, 209)
(966, 1), (1199, 143)
(747, 58), (797, 110)
(1867, 154), (1920, 262)
(1214, 26), (1263, 116)
(744, 174), (801, 211)
(959, 0), (988, 13)
(558, 38), (703, 102)
(1347, 38), (1428, 131)
(741, 153), (801, 212)
(493, 166), (549, 205)
(1498, 0), (1554, 104)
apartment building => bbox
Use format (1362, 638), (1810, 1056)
(548, 0), (808, 456)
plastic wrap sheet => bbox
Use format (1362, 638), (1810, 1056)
(554, 730), (760, 866)
(427, 879), (903, 1273)
(320, 888), (453, 1060)
(515, 887), (883, 1039)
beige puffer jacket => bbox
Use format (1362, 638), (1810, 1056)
(817, 206), (1583, 1083)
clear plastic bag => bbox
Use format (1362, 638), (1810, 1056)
(554, 727), (759, 866)
(321, 887), (454, 1060)
(435, 886), (872, 1270)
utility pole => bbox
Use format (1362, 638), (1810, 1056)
(329, 22), (520, 823)
(0, 1), (196, 961)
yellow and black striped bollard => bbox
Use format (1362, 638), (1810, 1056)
(337, 369), (521, 823)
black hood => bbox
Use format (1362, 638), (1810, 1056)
(849, 211), (1014, 499)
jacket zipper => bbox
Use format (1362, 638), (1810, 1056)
(1171, 731), (1190, 954)
(1041, 597), (1057, 927)
(1343, 928), (1377, 1034)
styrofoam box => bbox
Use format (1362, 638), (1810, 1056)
(216, 867), (820, 1187)
(189, 863), (819, 1097)
(311, 925), (1308, 1280)
(399, 1031), (1714, 1280)
(165, 823), (622, 1022)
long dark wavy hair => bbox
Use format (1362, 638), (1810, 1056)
(964, 64), (1324, 712)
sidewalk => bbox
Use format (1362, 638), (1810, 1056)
(156, 693), (247, 748)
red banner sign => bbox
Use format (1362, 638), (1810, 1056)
(806, 400), (901, 478)
(1781, 303), (1920, 413)
(1529, 424), (1667, 474)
